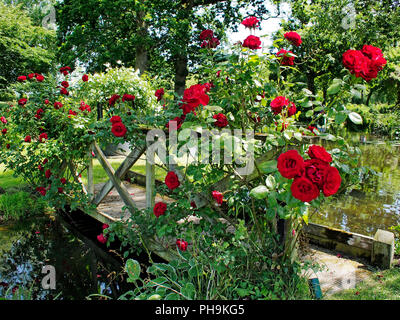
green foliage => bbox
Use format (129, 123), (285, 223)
(0, 191), (48, 221)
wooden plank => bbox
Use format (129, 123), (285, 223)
(92, 142), (138, 211)
(146, 155), (155, 209)
(87, 150), (94, 201)
(92, 145), (145, 206)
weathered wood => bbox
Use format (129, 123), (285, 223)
(92, 145), (145, 206)
(146, 154), (155, 209)
(68, 162), (88, 194)
(304, 222), (374, 260)
(87, 151), (94, 201)
(92, 142), (138, 211)
(372, 229), (395, 269)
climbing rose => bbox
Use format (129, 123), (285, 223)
(182, 84), (210, 111)
(270, 96), (290, 115)
(287, 102), (297, 117)
(60, 178), (67, 184)
(284, 31), (302, 47)
(199, 29), (214, 41)
(0, 116), (7, 124)
(1, 128), (7, 135)
(44, 99), (50, 105)
(307, 145), (332, 163)
(213, 113), (228, 128)
(322, 166), (342, 197)
(54, 102), (63, 109)
(17, 75), (27, 82)
(361, 45), (387, 71)
(61, 81), (69, 88)
(111, 122), (127, 137)
(166, 117), (183, 130)
(176, 239), (188, 251)
(6, 144), (10, 149)
(276, 49), (295, 66)
(28, 73), (35, 79)
(153, 202), (167, 218)
(24, 135), (31, 143)
(36, 74), (44, 82)
(342, 49), (369, 78)
(97, 234), (107, 244)
(82, 74), (89, 82)
(291, 177), (320, 202)
(109, 94), (120, 106)
(212, 190), (223, 205)
(155, 88), (164, 101)
(102, 224), (109, 230)
(45, 169), (52, 179)
(277, 150), (304, 179)
(18, 98), (27, 106)
(165, 171), (180, 190)
(122, 94), (135, 102)
(59, 66), (71, 74)
(36, 187), (46, 196)
(39, 132), (48, 142)
(241, 16), (260, 29)
(304, 159), (329, 189)
(201, 37), (220, 49)
(110, 115), (122, 124)
(60, 87), (69, 95)
(243, 35), (261, 50)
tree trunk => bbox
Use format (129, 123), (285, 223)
(174, 54), (189, 96)
(366, 88), (374, 106)
(135, 10), (149, 75)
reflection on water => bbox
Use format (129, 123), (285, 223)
(311, 132), (400, 236)
(0, 215), (128, 300)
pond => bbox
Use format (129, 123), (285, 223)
(311, 132), (400, 237)
(0, 212), (130, 300)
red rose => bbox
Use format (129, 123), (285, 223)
(342, 49), (369, 79)
(361, 45), (387, 71)
(82, 74), (89, 82)
(58, 187), (64, 193)
(182, 84), (210, 110)
(59, 66), (71, 74)
(54, 102), (63, 109)
(60, 178), (67, 184)
(322, 166), (341, 197)
(0, 116), (7, 124)
(201, 37), (220, 49)
(44, 99), (50, 105)
(109, 94), (120, 106)
(284, 31), (302, 47)
(43, 159), (48, 164)
(24, 135), (31, 142)
(304, 159), (329, 189)
(277, 150), (304, 179)
(153, 202), (167, 218)
(1, 128), (7, 135)
(102, 223), (109, 230)
(287, 102), (297, 117)
(28, 73), (35, 79)
(45, 169), (52, 179)
(61, 81), (69, 88)
(307, 125), (317, 135)
(111, 122), (127, 137)
(18, 98), (27, 106)
(176, 239), (188, 251)
(36, 187), (46, 196)
(212, 190), (223, 205)
(17, 75), (27, 82)
(241, 16), (260, 29)
(122, 94), (135, 102)
(39, 132), (48, 142)
(276, 49), (295, 66)
(60, 87), (69, 95)
(110, 115), (122, 124)
(97, 234), (107, 244)
(165, 171), (180, 190)
(291, 177), (320, 202)
(35, 74), (44, 82)
(270, 96), (289, 115)
(199, 29), (214, 41)
(243, 35), (262, 50)
(166, 117), (183, 130)
(307, 145), (332, 163)
(155, 88), (164, 101)
(38, 164), (43, 171)
(213, 113), (228, 128)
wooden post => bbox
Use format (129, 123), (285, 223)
(146, 154), (155, 209)
(372, 229), (395, 269)
(87, 149), (95, 201)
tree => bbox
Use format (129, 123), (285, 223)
(56, 0), (281, 94)
(0, 3), (56, 101)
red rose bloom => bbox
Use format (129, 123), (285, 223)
(97, 234), (107, 244)
(109, 94), (120, 106)
(60, 87), (69, 95)
(45, 169), (52, 179)
(241, 16), (260, 29)
(201, 37), (220, 49)
(39, 132), (48, 142)
(18, 98), (27, 106)
(243, 35), (262, 50)
(44, 99), (50, 105)
(361, 45), (387, 71)
(291, 177), (320, 202)
(28, 73), (35, 79)
(176, 239), (188, 251)
(307, 145), (332, 163)
(277, 49), (295, 66)
(277, 150), (304, 179)
(0, 116), (7, 124)
(36, 187), (46, 196)
(284, 31), (302, 47)
(1, 128), (7, 135)
(122, 94), (135, 102)
(322, 166), (341, 197)
(110, 115), (122, 124)
(60, 178), (67, 184)
(82, 74), (89, 82)
(182, 84), (210, 110)
(36, 74), (44, 82)
(166, 117), (184, 130)
(270, 96), (289, 115)
(199, 29), (214, 41)
(212, 190), (223, 205)
(153, 202), (167, 218)
(213, 113), (228, 128)
(287, 102), (297, 117)
(165, 171), (180, 190)
(24, 135), (31, 142)
(17, 75), (27, 82)
(304, 158), (329, 189)
(111, 122), (127, 137)
(102, 223), (109, 230)
(54, 102), (63, 109)
(155, 88), (164, 101)
(61, 81), (69, 88)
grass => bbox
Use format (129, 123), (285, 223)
(0, 191), (48, 221)
(327, 266), (400, 300)
(0, 164), (25, 190)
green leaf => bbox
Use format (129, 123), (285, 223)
(327, 79), (343, 95)
(250, 185), (269, 199)
(265, 175), (276, 190)
(148, 294), (162, 300)
(181, 283), (196, 300)
(348, 112), (363, 125)
(258, 160), (277, 174)
(125, 259), (141, 282)
(335, 112), (347, 124)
